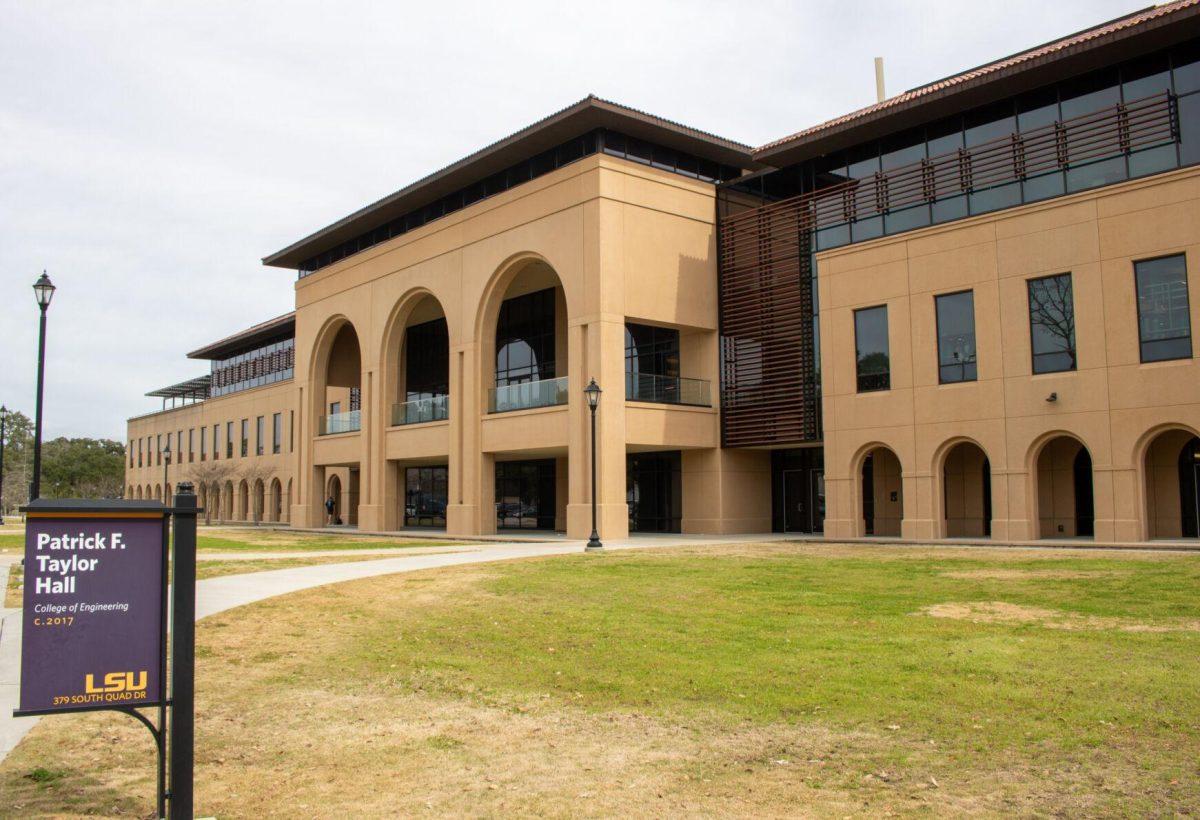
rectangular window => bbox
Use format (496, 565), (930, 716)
(226, 422), (233, 459)
(200, 426), (207, 461)
(330, 401), (341, 416)
(157, 434), (162, 465)
(188, 428), (194, 462)
(289, 411), (295, 453)
(854, 306), (890, 392)
(214, 424), (221, 460)
(241, 419), (249, 457)
(935, 291), (978, 383)
(256, 416), (265, 456)
(273, 413), (282, 454)
(1028, 273), (1077, 374)
(1135, 254), (1192, 362)
(129, 440), (134, 467)
(138, 439), (143, 468)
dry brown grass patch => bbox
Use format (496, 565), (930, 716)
(922, 601), (1200, 632)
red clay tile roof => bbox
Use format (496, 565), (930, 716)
(756, 0), (1200, 157)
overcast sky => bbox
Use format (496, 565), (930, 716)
(0, 0), (1150, 440)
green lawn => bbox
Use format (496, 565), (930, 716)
(3, 543), (1198, 816)
(345, 545), (1200, 750)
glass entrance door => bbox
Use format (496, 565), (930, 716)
(782, 470), (808, 533)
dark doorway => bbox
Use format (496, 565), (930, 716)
(1179, 438), (1200, 538)
(1073, 448), (1095, 537)
(627, 451), (682, 533)
(771, 448), (825, 533)
(982, 458), (992, 537)
(405, 465), (448, 527)
(495, 459), (556, 530)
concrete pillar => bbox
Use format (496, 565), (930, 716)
(446, 343), (481, 536)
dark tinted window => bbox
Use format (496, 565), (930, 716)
(405, 318), (450, 402)
(1028, 274), (1076, 374)
(935, 291), (977, 383)
(496, 288), (556, 386)
(854, 306), (890, 392)
(1135, 254), (1192, 362)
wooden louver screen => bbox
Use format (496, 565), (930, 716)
(717, 93), (1177, 448)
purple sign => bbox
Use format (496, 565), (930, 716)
(18, 513), (166, 714)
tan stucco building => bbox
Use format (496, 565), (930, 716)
(128, 1), (1200, 544)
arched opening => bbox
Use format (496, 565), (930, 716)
(269, 478), (282, 523)
(326, 474), (343, 525)
(478, 257), (571, 533)
(154, 485), (162, 502)
(320, 322), (362, 436)
(164, 483), (172, 501)
(197, 484), (209, 524)
(126, 484), (134, 499)
(942, 441), (992, 538)
(223, 481), (234, 522)
(860, 446), (903, 537)
(238, 480), (250, 522)
(483, 258), (569, 415)
(385, 293), (450, 426)
(1035, 435), (1094, 538)
(285, 478), (293, 524)
(135, 486), (143, 500)
(210, 482), (222, 522)
(1143, 428), (1200, 539)
(252, 479), (265, 524)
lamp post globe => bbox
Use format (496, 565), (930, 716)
(29, 271), (54, 501)
(584, 379), (603, 552)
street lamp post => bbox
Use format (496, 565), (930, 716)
(163, 440), (171, 501)
(0, 405), (9, 520)
(30, 272), (55, 501)
(583, 379), (603, 552)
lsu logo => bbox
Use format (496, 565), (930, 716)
(84, 671), (148, 694)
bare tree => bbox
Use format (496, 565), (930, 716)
(185, 460), (238, 526)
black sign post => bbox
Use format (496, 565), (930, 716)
(16, 484), (199, 819)
(169, 487), (196, 819)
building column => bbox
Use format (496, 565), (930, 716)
(566, 318), (628, 540)
(447, 342), (483, 536)
(357, 367), (385, 531)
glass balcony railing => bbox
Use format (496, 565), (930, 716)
(391, 395), (449, 426)
(319, 409), (361, 435)
(625, 372), (711, 407)
(488, 376), (568, 413)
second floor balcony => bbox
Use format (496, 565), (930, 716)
(320, 409), (361, 435)
(488, 376), (568, 414)
(625, 372), (711, 407)
(392, 395), (449, 426)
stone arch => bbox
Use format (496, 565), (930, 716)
(134, 485), (143, 500)
(209, 482), (221, 521)
(223, 481), (235, 522)
(474, 252), (573, 413)
(380, 288), (452, 426)
(237, 480), (249, 522)
(310, 315), (364, 437)
(851, 442), (904, 538)
(934, 437), (992, 538)
(269, 477), (283, 523)
(154, 484), (162, 502)
(1137, 424), (1200, 540)
(1028, 432), (1094, 539)
(252, 478), (265, 524)
(326, 474), (343, 525)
